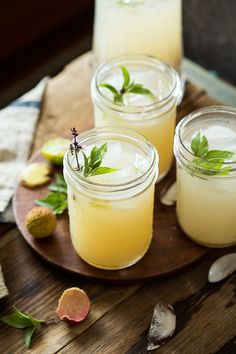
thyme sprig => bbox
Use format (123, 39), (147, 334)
(70, 128), (82, 170)
(99, 65), (154, 105)
(70, 128), (119, 177)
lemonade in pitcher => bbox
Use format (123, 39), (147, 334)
(93, 0), (183, 69)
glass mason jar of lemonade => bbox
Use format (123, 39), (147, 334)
(174, 106), (236, 247)
(91, 55), (181, 180)
(64, 127), (158, 269)
(93, 0), (183, 70)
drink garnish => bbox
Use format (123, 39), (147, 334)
(70, 128), (119, 176)
(115, 0), (144, 7)
(99, 65), (154, 105)
(190, 130), (234, 175)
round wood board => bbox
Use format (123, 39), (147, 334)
(13, 151), (207, 284)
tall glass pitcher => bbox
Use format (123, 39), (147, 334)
(93, 0), (183, 70)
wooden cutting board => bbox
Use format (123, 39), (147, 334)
(13, 52), (215, 283)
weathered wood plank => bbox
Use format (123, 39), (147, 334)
(57, 251), (236, 354)
(0, 232), (140, 354)
(214, 335), (236, 354)
(0, 228), (19, 251)
(127, 274), (236, 354)
(33, 52), (219, 155)
(0, 224), (14, 238)
(1, 52), (235, 354)
(33, 52), (95, 154)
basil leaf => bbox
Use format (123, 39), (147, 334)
(100, 65), (154, 105)
(205, 150), (234, 161)
(49, 174), (67, 194)
(191, 131), (208, 158)
(24, 326), (37, 348)
(89, 146), (98, 166)
(36, 193), (68, 215)
(128, 85), (154, 97)
(1, 306), (44, 329)
(90, 143), (107, 170)
(193, 159), (223, 174)
(191, 159), (232, 176)
(1, 310), (32, 329)
(190, 131), (234, 176)
(96, 143), (107, 160)
(78, 143), (120, 177)
(27, 313), (44, 327)
(89, 167), (119, 176)
(82, 151), (90, 176)
(120, 65), (130, 89)
(114, 94), (123, 104)
(99, 83), (119, 96)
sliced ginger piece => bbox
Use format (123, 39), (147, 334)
(19, 163), (52, 188)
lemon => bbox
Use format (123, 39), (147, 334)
(41, 138), (70, 165)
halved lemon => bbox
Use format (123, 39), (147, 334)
(41, 138), (70, 165)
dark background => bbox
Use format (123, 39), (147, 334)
(0, 0), (235, 106)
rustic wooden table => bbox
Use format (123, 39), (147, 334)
(0, 52), (236, 354)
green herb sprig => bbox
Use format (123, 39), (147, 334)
(49, 174), (67, 194)
(99, 65), (154, 105)
(115, 0), (144, 7)
(36, 174), (68, 214)
(1, 306), (45, 348)
(190, 131), (234, 175)
(81, 144), (118, 177)
(70, 128), (119, 176)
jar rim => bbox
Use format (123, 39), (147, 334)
(91, 54), (181, 117)
(174, 106), (236, 176)
(64, 126), (158, 195)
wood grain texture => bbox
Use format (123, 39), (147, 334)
(0, 228), (235, 354)
(0, 52), (236, 353)
(0, 223), (14, 238)
(13, 151), (207, 283)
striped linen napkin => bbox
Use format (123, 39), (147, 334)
(0, 265), (8, 299)
(0, 78), (49, 223)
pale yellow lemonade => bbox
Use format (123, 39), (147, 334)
(175, 120), (236, 247)
(93, 0), (183, 69)
(64, 131), (158, 269)
(92, 58), (180, 180)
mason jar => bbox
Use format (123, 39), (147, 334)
(64, 127), (158, 269)
(174, 106), (236, 247)
(91, 55), (181, 181)
(93, 0), (183, 70)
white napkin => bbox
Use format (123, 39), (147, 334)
(0, 265), (8, 299)
(0, 78), (49, 223)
